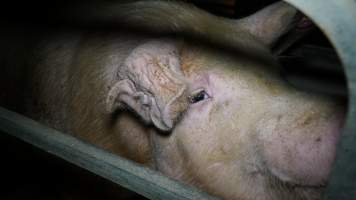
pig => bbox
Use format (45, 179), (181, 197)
(0, 1), (345, 200)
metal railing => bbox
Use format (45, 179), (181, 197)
(0, 107), (219, 200)
(281, 1), (356, 199)
(0, 0), (355, 199)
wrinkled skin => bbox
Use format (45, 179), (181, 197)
(0, 1), (345, 200)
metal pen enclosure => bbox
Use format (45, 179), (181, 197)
(0, 0), (355, 199)
(280, 0), (356, 199)
(0, 107), (220, 200)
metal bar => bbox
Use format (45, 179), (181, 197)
(281, 0), (356, 199)
(279, 45), (347, 97)
(0, 107), (219, 200)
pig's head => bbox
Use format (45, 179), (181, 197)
(106, 2), (345, 200)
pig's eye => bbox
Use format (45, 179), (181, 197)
(189, 90), (210, 104)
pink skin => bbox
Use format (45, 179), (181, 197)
(152, 43), (346, 199)
(6, 1), (343, 197)
(257, 107), (345, 186)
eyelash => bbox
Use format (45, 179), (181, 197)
(189, 90), (210, 104)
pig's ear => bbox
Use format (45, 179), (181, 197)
(237, 2), (299, 47)
(106, 40), (189, 131)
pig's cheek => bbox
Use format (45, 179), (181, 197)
(149, 133), (186, 179)
(149, 103), (214, 183)
(156, 104), (210, 159)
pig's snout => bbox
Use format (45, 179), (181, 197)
(257, 105), (345, 186)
